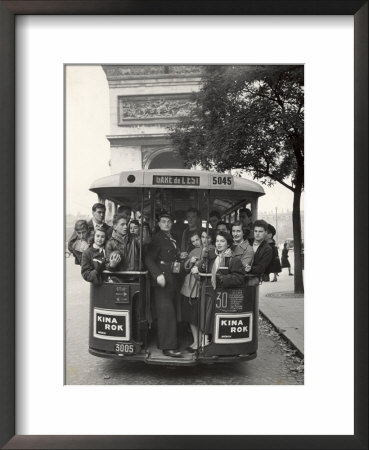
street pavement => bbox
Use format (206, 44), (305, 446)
(259, 252), (304, 356)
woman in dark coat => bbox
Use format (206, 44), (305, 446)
(197, 231), (244, 345)
(281, 243), (293, 276)
(81, 229), (108, 283)
(265, 225), (282, 282)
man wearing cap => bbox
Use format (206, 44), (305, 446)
(145, 211), (183, 358)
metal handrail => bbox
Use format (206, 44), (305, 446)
(102, 270), (148, 275)
(198, 272), (258, 278)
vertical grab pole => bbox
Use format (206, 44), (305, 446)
(138, 187), (146, 347)
(152, 189), (156, 233)
(199, 190), (211, 350)
(139, 188), (144, 271)
(206, 190), (210, 237)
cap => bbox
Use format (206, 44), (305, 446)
(157, 211), (173, 221)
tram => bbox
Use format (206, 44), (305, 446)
(88, 169), (265, 365)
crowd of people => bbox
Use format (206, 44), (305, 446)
(68, 203), (292, 358)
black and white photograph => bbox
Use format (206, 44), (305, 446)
(1, 6), (364, 446)
(65, 64), (304, 385)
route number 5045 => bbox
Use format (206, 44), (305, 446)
(212, 176), (232, 186)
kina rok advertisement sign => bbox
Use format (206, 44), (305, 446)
(214, 313), (253, 344)
(93, 308), (130, 341)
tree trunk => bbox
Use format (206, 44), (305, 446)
(292, 185), (304, 294)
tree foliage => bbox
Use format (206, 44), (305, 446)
(170, 65), (304, 192)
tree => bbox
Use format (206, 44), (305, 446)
(170, 65), (304, 293)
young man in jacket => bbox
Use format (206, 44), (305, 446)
(245, 220), (273, 280)
(105, 214), (140, 273)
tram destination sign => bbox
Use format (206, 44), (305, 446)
(214, 313), (253, 344)
(152, 175), (200, 186)
(93, 308), (130, 341)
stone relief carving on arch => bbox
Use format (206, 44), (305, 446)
(118, 94), (195, 125)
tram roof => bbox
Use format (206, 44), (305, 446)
(90, 169), (265, 196)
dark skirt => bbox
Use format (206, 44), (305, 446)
(181, 296), (200, 326)
(281, 256), (290, 268)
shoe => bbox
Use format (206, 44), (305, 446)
(162, 349), (182, 358)
(271, 279), (277, 282)
(185, 346), (197, 353)
(289, 273), (294, 276)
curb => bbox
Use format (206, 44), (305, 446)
(259, 309), (304, 359)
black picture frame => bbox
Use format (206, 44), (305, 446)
(0, 1), (367, 449)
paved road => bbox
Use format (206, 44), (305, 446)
(66, 257), (303, 385)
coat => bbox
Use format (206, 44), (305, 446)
(180, 246), (204, 298)
(249, 240), (273, 277)
(81, 246), (107, 283)
(281, 248), (291, 268)
(205, 250), (245, 289)
(266, 240), (282, 274)
(68, 238), (90, 265)
(144, 230), (181, 350)
(231, 240), (254, 270)
(105, 230), (140, 272)
(145, 230), (180, 279)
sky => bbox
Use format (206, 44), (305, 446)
(66, 65), (303, 217)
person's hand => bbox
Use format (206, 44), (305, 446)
(157, 274), (166, 287)
(224, 248), (232, 258)
(190, 256), (198, 264)
(109, 252), (121, 268)
(95, 258), (106, 273)
(245, 264), (251, 273)
(191, 266), (199, 274)
(216, 272), (224, 284)
(180, 252), (188, 259)
(90, 270), (100, 283)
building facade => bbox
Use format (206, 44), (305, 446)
(101, 65), (204, 173)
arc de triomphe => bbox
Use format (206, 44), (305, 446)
(102, 65), (204, 172)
